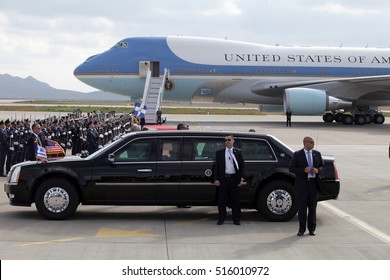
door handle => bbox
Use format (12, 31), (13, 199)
(137, 169), (152, 172)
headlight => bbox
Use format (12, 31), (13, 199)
(9, 166), (21, 184)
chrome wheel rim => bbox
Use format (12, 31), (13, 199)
(266, 189), (292, 215)
(43, 187), (69, 213)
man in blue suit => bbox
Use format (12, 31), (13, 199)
(289, 136), (324, 236)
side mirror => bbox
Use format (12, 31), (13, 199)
(108, 153), (115, 164)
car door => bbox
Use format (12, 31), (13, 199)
(91, 137), (158, 203)
(237, 138), (278, 203)
(156, 137), (182, 203)
(179, 136), (225, 204)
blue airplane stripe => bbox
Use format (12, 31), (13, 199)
(76, 64), (390, 77)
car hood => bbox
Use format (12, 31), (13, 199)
(12, 156), (86, 168)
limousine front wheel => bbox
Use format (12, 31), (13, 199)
(34, 178), (79, 220)
(258, 180), (298, 222)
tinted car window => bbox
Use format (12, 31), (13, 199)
(192, 138), (225, 160)
(159, 138), (181, 161)
(240, 139), (276, 160)
(114, 139), (154, 162)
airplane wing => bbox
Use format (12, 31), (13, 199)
(251, 75), (390, 101)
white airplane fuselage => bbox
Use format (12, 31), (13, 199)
(74, 36), (390, 123)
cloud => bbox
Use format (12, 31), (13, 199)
(199, 0), (243, 16)
(1, 0), (390, 93)
(313, 3), (381, 15)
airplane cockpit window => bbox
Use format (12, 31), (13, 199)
(112, 42), (128, 48)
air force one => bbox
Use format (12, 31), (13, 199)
(74, 36), (390, 125)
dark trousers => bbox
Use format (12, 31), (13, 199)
(218, 176), (241, 223)
(0, 149), (6, 175)
(298, 180), (318, 232)
(286, 117), (291, 127)
(5, 149), (12, 173)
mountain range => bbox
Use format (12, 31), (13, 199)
(0, 73), (129, 101)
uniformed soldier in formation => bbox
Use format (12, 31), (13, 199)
(0, 120), (10, 176)
(2, 110), (137, 166)
(5, 119), (12, 174)
(86, 121), (99, 155)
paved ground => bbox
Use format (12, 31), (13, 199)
(0, 112), (389, 260)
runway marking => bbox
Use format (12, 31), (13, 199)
(94, 227), (160, 238)
(18, 237), (84, 247)
(321, 201), (390, 245)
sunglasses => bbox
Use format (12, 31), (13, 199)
(225, 139), (232, 142)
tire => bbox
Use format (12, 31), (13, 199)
(34, 178), (79, 220)
(373, 114), (385, 124)
(354, 114), (366, 125)
(341, 114), (353, 125)
(257, 180), (297, 222)
(335, 113), (343, 122)
(322, 113), (334, 123)
(365, 114), (372, 124)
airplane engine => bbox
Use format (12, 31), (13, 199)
(284, 88), (351, 115)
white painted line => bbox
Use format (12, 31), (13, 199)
(321, 201), (390, 245)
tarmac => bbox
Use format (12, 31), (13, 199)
(0, 112), (389, 260)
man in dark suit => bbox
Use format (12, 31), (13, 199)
(214, 134), (245, 225)
(25, 123), (47, 162)
(289, 136), (324, 236)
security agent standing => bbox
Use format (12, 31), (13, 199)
(286, 109), (292, 127)
(214, 134), (245, 225)
(289, 136), (324, 236)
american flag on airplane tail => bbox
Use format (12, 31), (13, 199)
(45, 139), (65, 155)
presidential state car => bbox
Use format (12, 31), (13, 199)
(4, 130), (340, 221)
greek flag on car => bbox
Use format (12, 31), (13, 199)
(35, 143), (47, 161)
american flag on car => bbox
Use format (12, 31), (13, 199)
(45, 139), (65, 155)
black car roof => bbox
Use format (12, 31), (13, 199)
(125, 130), (274, 138)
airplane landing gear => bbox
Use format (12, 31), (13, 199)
(322, 109), (385, 125)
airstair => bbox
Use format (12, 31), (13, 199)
(141, 68), (169, 124)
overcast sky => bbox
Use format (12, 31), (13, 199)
(1, 0), (390, 92)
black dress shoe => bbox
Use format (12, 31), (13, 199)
(233, 221), (241, 225)
(297, 232), (304, 236)
(217, 221), (224, 225)
(309, 231), (316, 236)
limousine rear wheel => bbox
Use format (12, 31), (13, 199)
(258, 180), (298, 222)
(34, 178), (79, 220)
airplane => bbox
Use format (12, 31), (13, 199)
(74, 36), (390, 125)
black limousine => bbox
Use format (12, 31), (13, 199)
(4, 131), (340, 221)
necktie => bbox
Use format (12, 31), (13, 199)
(228, 149), (239, 170)
(306, 151), (314, 177)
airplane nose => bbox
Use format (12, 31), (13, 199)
(74, 54), (100, 76)
(73, 63), (86, 81)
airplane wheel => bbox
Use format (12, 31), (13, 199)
(355, 114), (366, 125)
(341, 114), (353, 125)
(365, 114), (372, 124)
(335, 113), (343, 122)
(373, 114), (385, 124)
(322, 113), (334, 123)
